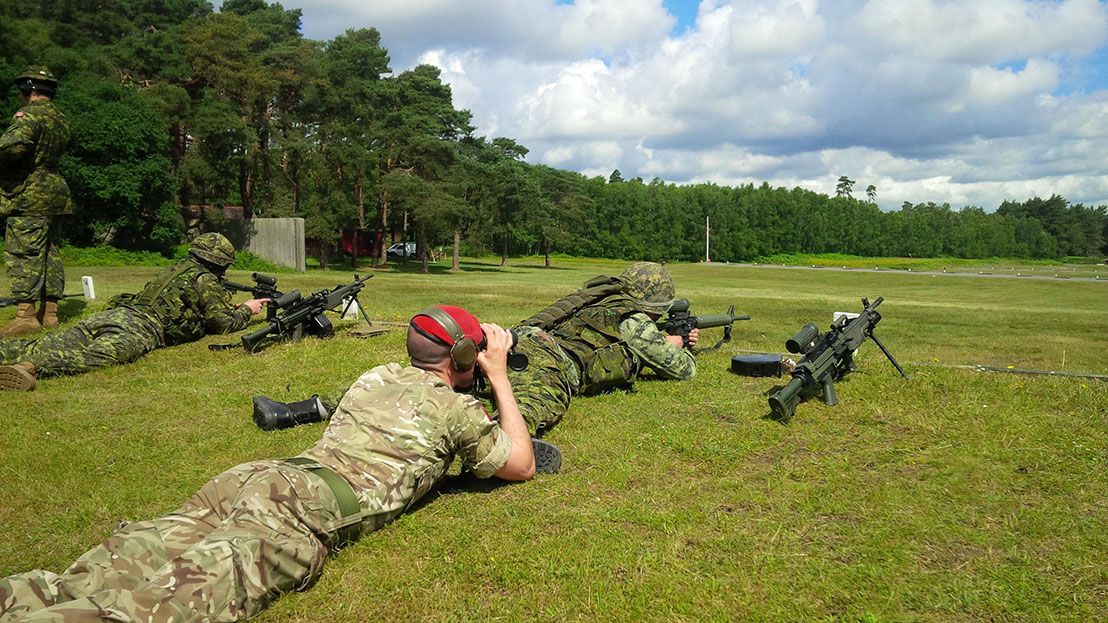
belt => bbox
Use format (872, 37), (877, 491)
(284, 457), (363, 546)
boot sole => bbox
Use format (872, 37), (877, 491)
(0, 366), (36, 391)
(532, 438), (563, 474)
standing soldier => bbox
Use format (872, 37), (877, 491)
(0, 66), (71, 336)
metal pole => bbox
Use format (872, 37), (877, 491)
(705, 216), (710, 262)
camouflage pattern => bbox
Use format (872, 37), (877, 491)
(618, 313), (696, 381)
(3, 216), (63, 300)
(0, 364), (511, 623)
(0, 460), (345, 622)
(477, 326), (580, 435)
(0, 99), (72, 217)
(188, 233), (235, 268)
(618, 261), (675, 312)
(301, 364), (512, 523)
(1, 97), (71, 302)
(0, 259), (251, 377)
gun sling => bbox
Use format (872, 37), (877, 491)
(284, 457), (363, 546)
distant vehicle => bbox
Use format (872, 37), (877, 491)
(386, 241), (417, 259)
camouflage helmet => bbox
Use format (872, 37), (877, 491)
(619, 261), (675, 312)
(189, 232), (236, 268)
(13, 66), (58, 97)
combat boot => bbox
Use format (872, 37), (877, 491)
(1, 303), (42, 337)
(38, 298), (59, 329)
(252, 395), (330, 431)
(532, 438), (563, 474)
(0, 361), (36, 391)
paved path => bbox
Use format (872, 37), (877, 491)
(708, 262), (1107, 283)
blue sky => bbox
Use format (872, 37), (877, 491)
(264, 1), (1108, 210)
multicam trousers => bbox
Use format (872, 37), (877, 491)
(4, 216), (64, 301)
(0, 460), (348, 623)
(0, 307), (162, 377)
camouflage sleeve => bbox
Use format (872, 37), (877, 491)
(0, 113), (37, 165)
(619, 312), (697, 380)
(195, 272), (252, 334)
(453, 396), (512, 478)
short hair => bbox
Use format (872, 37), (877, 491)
(406, 327), (450, 371)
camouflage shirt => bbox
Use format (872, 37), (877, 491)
(0, 99), (71, 216)
(108, 259), (252, 345)
(300, 364), (513, 530)
(619, 312), (697, 380)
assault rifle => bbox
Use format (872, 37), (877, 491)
(236, 274), (372, 352)
(768, 297), (907, 421)
(222, 273), (282, 299)
(657, 299), (750, 349)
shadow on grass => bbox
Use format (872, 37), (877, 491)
(58, 297), (88, 321)
(308, 258), (578, 275)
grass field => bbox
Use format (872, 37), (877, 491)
(1, 257), (1105, 622)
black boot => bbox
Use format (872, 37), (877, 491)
(532, 438), (563, 474)
(252, 395), (329, 431)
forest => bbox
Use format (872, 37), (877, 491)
(3, 0), (1106, 266)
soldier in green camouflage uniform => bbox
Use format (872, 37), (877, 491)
(503, 261), (699, 433)
(0, 66), (72, 336)
(0, 233), (269, 391)
(0, 306), (534, 623)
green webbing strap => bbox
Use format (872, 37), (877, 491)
(134, 261), (195, 306)
(284, 457), (363, 545)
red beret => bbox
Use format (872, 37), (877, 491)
(410, 305), (483, 346)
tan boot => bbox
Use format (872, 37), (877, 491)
(0, 361), (36, 391)
(38, 298), (59, 329)
(1, 303), (42, 337)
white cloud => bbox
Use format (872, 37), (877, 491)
(283, 0), (1108, 209)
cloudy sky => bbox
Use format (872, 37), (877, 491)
(259, 0), (1108, 211)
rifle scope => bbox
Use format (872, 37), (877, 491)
(668, 299), (690, 314)
(252, 272), (277, 286)
(786, 323), (820, 354)
(272, 290), (302, 308)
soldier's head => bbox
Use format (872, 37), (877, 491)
(407, 305), (484, 384)
(189, 232), (236, 274)
(13, 66), (58, 101)
(619, 261), (675, 316)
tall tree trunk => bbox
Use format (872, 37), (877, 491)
(452, 225), (461, 272)
(544, 237), (551, 268)
(418, 223), (429, 274)
(500, 234), (508, 267)
(376, 189), (389, 266)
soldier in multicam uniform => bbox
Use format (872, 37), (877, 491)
(0, 233), (269, 391)
(0, 305), (534, 623)
(253, 262), (698, 438)
(0, 66), (73, 336)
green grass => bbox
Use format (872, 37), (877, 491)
(1, 259), (1105, 622)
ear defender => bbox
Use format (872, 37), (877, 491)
(414, 306), (478, 371)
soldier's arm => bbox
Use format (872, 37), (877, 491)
(0, 113), (37, 166)
(619, 313), (697, 380)
(195, 273), (253, 334)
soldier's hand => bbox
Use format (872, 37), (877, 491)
(686, 328), (700, 348)
(241, 298), (270, 314)
(477, 323), (511, 381)
(664, 334), (685, 348)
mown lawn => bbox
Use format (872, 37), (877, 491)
(1, 258), (1105, 622)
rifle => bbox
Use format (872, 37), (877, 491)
(768, 297), (908, 421)
(222, 272), (282, 299)
(235, 274), (373, 353)
(657, 298), (750, 350)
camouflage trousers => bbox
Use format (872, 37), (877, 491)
(0, 460), (348, 623)
(4, 216), (64, 301)
(0, 307), (163, 377)
(479, 327), (579, 436)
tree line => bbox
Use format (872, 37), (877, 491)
(3, 0), (1105, 268)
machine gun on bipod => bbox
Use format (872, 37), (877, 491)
(768, 297), (907, 421)
(224, 274), (373, 353)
